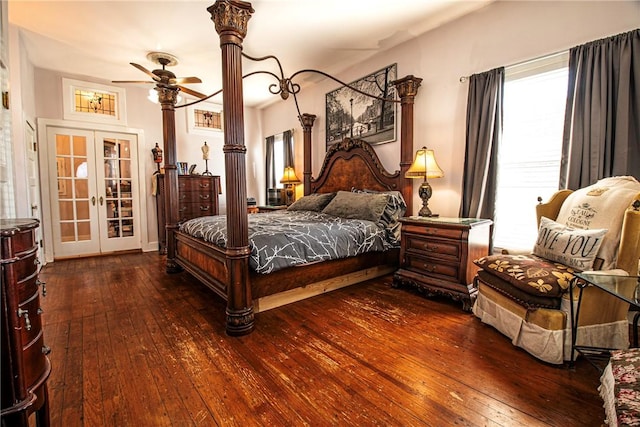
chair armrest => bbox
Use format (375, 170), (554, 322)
(536, 189), (573, 227)
(617, 198), (640, 275)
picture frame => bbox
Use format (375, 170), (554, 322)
(186, 102), (224, 135)
(325, 63), (397, 147)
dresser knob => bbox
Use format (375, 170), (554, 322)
(423, 243), (436, 252)
(42, 345), (51, 355)
(37, 279), (47, 297)
(200, 205), (210, 211)
(17, 308), (31, 331)
(37, 307), (44, 315)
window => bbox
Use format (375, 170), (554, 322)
(62, 78), (127, 125)
(493, 53), (569, 252)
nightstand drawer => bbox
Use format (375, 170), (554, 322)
(402, 224), (463, 240)
(404, 254), (460, 281)
(405, 234), (461, 260)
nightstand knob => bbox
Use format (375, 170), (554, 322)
(423, 263), (437, 273)
(42, 345), (51, 355)
(423, 243), (436, 252)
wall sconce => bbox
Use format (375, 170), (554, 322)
(405, 147), (444, 217)
(280, 166), (301, 206)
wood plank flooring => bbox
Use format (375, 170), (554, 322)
(38, 252), (606, 426)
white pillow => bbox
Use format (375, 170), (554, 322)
(555, 176), (640, 270)
(532, 217), (608, 271)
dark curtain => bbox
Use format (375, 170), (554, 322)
(459, 67), (505, 219)
(283, 130), (294, 168)
(560, 29), (640, 189)
(265, 135), (275, 201)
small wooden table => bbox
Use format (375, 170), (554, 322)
(393, 216), (492, 311)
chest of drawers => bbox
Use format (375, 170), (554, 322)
(1, 219), (51, 426)
(156, 174), (221, 253)
(393, 217), (492, 311)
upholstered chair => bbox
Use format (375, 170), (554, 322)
(472, 176), (640, 364)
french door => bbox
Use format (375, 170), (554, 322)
(47, 127), (141, 258)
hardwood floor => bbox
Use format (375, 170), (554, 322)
(38, 252), (606, 426)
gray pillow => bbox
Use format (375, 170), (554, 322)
(352, 188), (407, 244)
(287, 192), (336, 212)
(321, 190), (388, 223)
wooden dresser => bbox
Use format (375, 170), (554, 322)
(156, 174), (221, 253)
(1, 219), (51, 426)
(393, 217), (492, 311)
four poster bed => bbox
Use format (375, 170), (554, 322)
(159, 0), (422, 335)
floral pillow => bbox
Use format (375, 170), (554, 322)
(474, 254), (576, 298)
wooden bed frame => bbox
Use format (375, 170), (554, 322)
(158, 0), (422, 335)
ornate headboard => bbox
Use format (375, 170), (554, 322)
(309, 138), (401, 194)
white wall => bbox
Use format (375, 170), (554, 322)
(30, 66), (247, 249)
(260, 0), (639, 217)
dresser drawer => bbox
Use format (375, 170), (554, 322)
(21, 330), (48, 388)
(402, 224), (463, 240)
(404, 253), (460, 281)
(6, 251), (38, 283)
(16, 271), (39, 304)
(3, 229), (36, 256)
(405, 233), (461, 261)
(179, 177), (214, 192)
(18, 290), (43, 346)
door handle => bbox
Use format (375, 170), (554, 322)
(91, 196), (96, 206)
(99, 196), (104, 206)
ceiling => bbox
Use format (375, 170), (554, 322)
(8, 0), (491, 107)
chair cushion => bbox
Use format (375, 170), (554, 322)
(555, 176), (640, 270)
(474, 254), (575, 299)
(532, 217), (607, 270)
(476, 270), (562, 309)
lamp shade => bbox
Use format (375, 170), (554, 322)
(280, 166), (301, 184)
(405, 147), (444, 179)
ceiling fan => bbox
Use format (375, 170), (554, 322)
(112, 52), (207, 99)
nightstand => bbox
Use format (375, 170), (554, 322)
(393, 216), (492, 311)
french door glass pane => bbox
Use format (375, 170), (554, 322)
(103, 138), (134, 239)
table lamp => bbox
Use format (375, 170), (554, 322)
(280, 166), (301, 206)
(405, 147), (444, 217)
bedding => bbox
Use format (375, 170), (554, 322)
(179, 210), (393, 274)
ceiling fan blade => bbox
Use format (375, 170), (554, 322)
(171, 76), (202, 84)
(178, 85), (207, 99)
(112, 80), (155, 84)
(130, 63), (160, 81)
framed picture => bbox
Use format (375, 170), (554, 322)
(187, 102), (223, 135)
(325, 63), (397, 147)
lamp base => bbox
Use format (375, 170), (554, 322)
(417, 181), (438, 217)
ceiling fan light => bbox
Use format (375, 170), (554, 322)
(148, 88), (158, 104)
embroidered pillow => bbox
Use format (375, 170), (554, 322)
(532, 217), (607, 270)
(555, 176), (640, 269)
(475, 254), (575, 299)
(287, 193), (336, 212)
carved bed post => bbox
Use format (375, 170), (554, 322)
(392, 75), (422, 216)
(299, 113), (316, 196)
(209, 0), (255, 336)
(158, 86), (182, 273)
